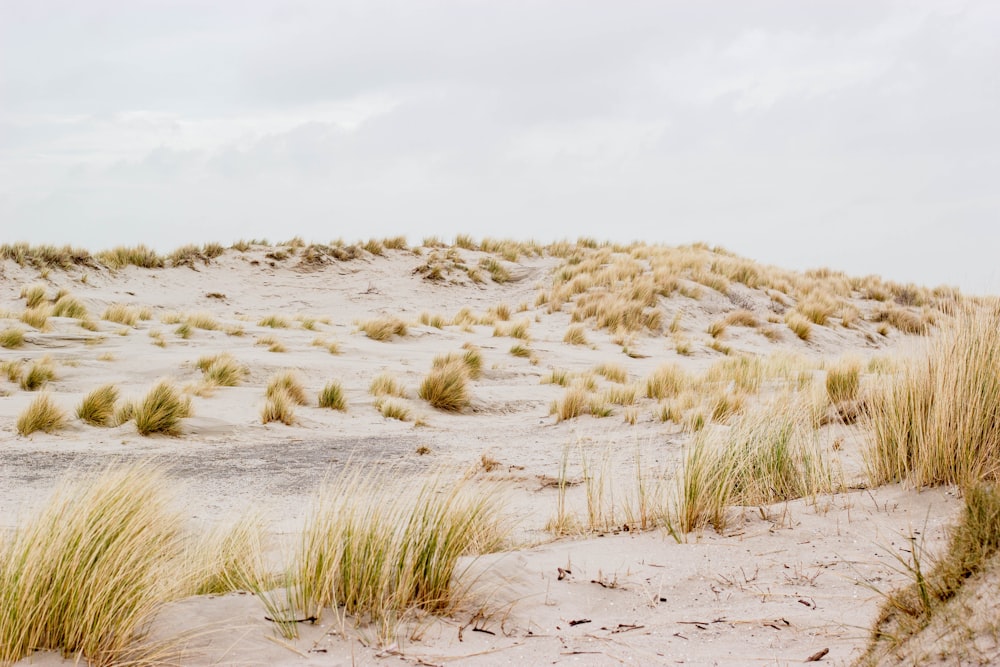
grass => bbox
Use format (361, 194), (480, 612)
(370, 373), (407, 398)
(480, 257), (510, 283)
(197, 353), (246, 386)
(864, 305), (1000, 487)
(861, 483), (1000, 663)
(644, 363), (688, 399)
(285, 472), (505, 642)
(266, 370), (308, 406)
(563, 324), (588, 345)
(493, 318), (530, 340)
(51, 294), (88, 319)
(552, 386), (590, 422)
(133, 380), (192, 435)
(96, 244), (164, 269)
(785, 312), (812, 340)
(255, 334), (286, 352)
(258, 314), (290, 328)
(262, 389), (297, 425)
(185, 514), (267, 596)
(358, 316), (408, 341)
(16, 393), (66, 435)
(509, 343), (531, 358)
(825, 356), (862, 404)
(103, 303), (140, 327)
(20, 305), (51, 331)
(675, 399), (831, 533)
(318, 381), (347, 411)
(20, 283), (48, 309)
(0, 465), (182, 665)
(76, 384), (120, 426)
(20, 357), (56, 391)
(0, 327), (24, 349)
(418, 360), (470, 411)
(186, 312), (219, 330)
(376, 398), (411, 421)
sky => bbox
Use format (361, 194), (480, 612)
(1, 1), (998, 292)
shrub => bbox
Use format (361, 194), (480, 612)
(0, 327), (24, 349)
(0, 466), (181, 664)
(318, 381), (346, 411)
(76, 384), (120, 426)
(418, 360), (470, 411)
(266, 370), (308, 406)
(358, 316), (408, 341)
(133, 380), (191, 436)
(16, 393), (66, 435)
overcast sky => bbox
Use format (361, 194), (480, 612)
(2, 1), (998, 292)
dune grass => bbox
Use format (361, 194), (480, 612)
(96, 245), (164, 269)
(284, 472), (505, 642)
(0, 465), (181, 665)
(103, 304), (140, 327)
(785, 312), (812, 341)
(258, 314), (290, 329)
(76, 384), (120, 426)
(133, 380), (191, 436)
(196, 353), (246, 387)
(185, 312), (219, 331)
(262, 388), (297, 425)
(20, 283), (48, 309)
(358, 316), (408, 341)
(418, 360), (470, 411)
(16, 393), (66, 436)
(266, 370), (308, 406)
(51, 294), (88, 319)
(376, 398), (411, 421)
(318, 381), (347, 411)
(644, 363), (689, 399)
(184, 514), (268, 596)
(594, 362), (628, 384)
(0, 327), (24, 349)
(20, 357), (56, 391)
(675, 399), (832, 533)
(369, 373), (407, 398)
(864, 305), (1000, 487)
(20, 305), (52, 331)
(255, 334), (286, 352)
(492, 318), (530, 340)
(563, 324), (588, 345)
(826, 356), (862, 405)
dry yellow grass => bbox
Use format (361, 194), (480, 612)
(358, 316), (408, 341)
(418, 360), (470, 411)
(103, 303), (140, 327)
(266, 370), (308, 406)
(262, 388), (297, 425)
(133, 380), (192, 436)
(76, 384), (120, 426)
(16, 393), (66, 436)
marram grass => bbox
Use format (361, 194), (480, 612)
(0, 465), (182, 665)
(418, 360), (470, 411)
(76, 384), (120, 426)
(133, 380), (191, 436)
(16, 393), (67, 436)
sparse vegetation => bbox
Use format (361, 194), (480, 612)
(258, 314), (290, 329)
(418, 360), (470, 411)
(0, 327), (24, 349)
(318, 381), (347, 411)
(103, 303), (140, 327)
(133, 380), (191, 436)
(262, 389), (297, 425)
(358, 316), (408, 341)
(197, 353), (246, 386)
(20, 357), (55, 391)
(376, 398), (411, 421)
(370, 373), (406, 398)
(563, 324), (588, 345)
(266, 370), (308, 406)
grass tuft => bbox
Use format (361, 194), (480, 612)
(318, 381), (347, 411)
(76, 384), (120, 426)
(197, 353), (246, 387)
(133, 380), (192, 436)
(419, 360), (470, 411)
(262, 389), (297, 425)
(266, 370), (308, 406)
(20, 357), (56, 391)
(51, 294), (88, 319)
(0, 327), (24, 349)
(103, 303), (140, 327)
(16, 393), (66, 435)
(358, 316), (408, 341)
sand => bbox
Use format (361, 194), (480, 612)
(0, 244), (963, 666)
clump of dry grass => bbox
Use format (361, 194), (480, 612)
(266, 370), (308, 406)
(16, 393), (66, 435)
(184, 514), (267, 596)
(2, 360), (23, 383)
(369, 373), (407, 398)
(0, 327), (24, 349)
(594, 363), (628, 384)
(96, 244), (164, 269)
(675, 399), (831, 533)
(785, 312), (812, 340)
(20, 283), (48, 309)
(20, 357), (56, 391)
(826, 356), (862, 405)
(133, 380), (191, 436)
(258, 314), (290, 329)
(20, 305), (52, 331)
(51, 294), (88, 319)
(509, 343), (532, 358)
(563, 324), (588, 345)
(865, 305), (1000, 487)
(285, 472), (505, 642)
(432, 345), (483, 380)
(645, 363), (688, 399)
(103, 303), (140, 327)
(358, 316), (408, 341)
(419, 360), (470, 411)
(551, 386), (590, 422)
(186, 312), (219, 331)
(872, 305), (929, 335)
(255, 334), (286, 352)
(262, 389), (297, 425)
(318, 381), (346, 411)
(0, 465), (182, 665)
(493, 318), (530, 340)
(376, 398), (411, 421)
(76, 384), (120, 426)
(197, 353), (246, 387)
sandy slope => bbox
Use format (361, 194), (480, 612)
(0, 244), (964, 665)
